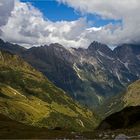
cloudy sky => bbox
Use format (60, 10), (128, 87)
(0, 0), (140, 48)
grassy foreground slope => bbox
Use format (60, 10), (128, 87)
(0, 50), (98, 131)
(0, 113), (94, 139)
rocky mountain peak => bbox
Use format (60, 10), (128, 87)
(87, 41), (113, 57)
(88, 41), (107, 49)
(0, 38), (5, 44)
(49, 43), (66, 50)
(114, 44), (140, 63)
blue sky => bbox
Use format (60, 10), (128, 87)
(20, 0), (121, 27)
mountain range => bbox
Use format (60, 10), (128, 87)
(0, 39), (140, 109)
(0, 38), (140, 138)
(0, 49), (98, 131)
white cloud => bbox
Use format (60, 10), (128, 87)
(58, 0), (139, 19)
(1, 0), (94, 48)
(0, 0), (15, 35)
(1, 0), (140, 48)
(58, 0), (140, 46)
(0, 0), (15, 26)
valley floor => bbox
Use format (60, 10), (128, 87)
(0, 114), (140, 139)
(83, 129), (140, 139)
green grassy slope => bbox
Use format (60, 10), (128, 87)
(0, 50), (98, 131)
(96, 79), (140, 120)
(123, 80), (140, 106)
(97, 80), (140, 128)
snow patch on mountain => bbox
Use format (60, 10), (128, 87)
(73, 63), (86, 81)
(97, 50), (114, 60)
